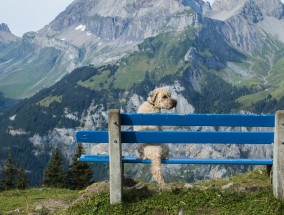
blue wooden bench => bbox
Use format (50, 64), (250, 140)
(75, 109), (284, 204)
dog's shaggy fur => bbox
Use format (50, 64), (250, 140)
(134, 87), (177, 186)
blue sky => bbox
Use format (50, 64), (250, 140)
(0, 0), (73, 36)
(0, 0), (283, 37)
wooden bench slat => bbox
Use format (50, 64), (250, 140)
(121, 113), (275, 127)
(79, 154), (273, 165)
(76, 130), (274, 144)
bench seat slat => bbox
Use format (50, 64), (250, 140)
(76, 131), (274, 144)
(79, 155), (273, 165)
(121, 113), (275, 127)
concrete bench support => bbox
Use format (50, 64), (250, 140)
(273, 110), (284, 199)
(108, 109), (122, 204)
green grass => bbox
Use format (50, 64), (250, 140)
(63, 187), (281, 215)
(38, 95), (62, 107)
(237, 82), (284, 107)
(0, 187), (78, 214)
(59, 169), (284, 215)
(237, 91), (271, 107)
(1, 170), (284, 214)
(195, 168), (271, 188)
(78, 70), (113, 90)
(112, 29), (195, 90)
(269, 54), (284, 87)
(113, 54), (155, 89)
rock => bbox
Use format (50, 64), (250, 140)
(71, 182), (109, 206)
(34, 199), (68, 213)
(184, 183), (194, 189)
(34, 205), (44, 211)
(132, 182), (147, 190)
(222, 182), (234, 189)
(6, 208), (22, 214)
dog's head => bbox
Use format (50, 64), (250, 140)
(147, 88), (177, 110)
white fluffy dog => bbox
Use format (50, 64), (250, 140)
(134, 87), (177, 186)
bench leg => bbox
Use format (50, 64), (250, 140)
(108, 109), (123, 204)
(273, 110), (284, 199)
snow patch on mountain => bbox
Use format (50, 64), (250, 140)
(75, 24), (86, 31)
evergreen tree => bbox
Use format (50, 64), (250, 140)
(0, 180), (4, 191)
(64, 169), (76, 190)
(16, 168), (29, 190)
(43, 147), (65, 188)
(0, 168), (4, 191)
(69, 144), (92, 190)
(2, 153), (17, 190)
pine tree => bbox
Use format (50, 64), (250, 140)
(43, 147), (66, 188)
(0, 167), (4, 191)
(69, 144), (92, 190)
(2, 153), (17, 190)
(16, 168), (29, 190)
(0, 180), (4, 191)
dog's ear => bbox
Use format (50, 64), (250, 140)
(147, 89), (158, 104)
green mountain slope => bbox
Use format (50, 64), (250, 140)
(0, 32), (80, 99)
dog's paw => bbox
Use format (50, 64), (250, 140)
(140, 155), (147, 160)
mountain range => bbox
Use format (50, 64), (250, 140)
(0, 0), (283, 185)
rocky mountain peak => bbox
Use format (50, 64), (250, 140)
(0, 23), (11, 33)
(254, 0), (284, 19)
(0, 23), (18, 49)
(41, 0), (211, 35)
(48, 0), (186, 31)
(210, 0), (284, 20)
(240, 0), (263, 23)
(38, 0), (203, 67)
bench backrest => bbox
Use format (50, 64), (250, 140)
(76, 113), (275, 144)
